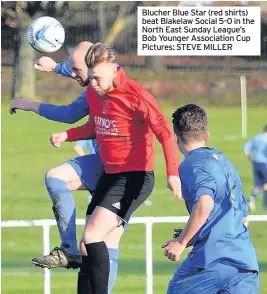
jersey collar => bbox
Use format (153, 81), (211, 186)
(112, 66), (127, 88)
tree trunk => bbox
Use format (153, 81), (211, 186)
(11, 34), (20, 100)
(104, 3), (136, 46)
(98, 2), (107, 42)
(13, 2), (36, 100)
(145, 56), (165, 71)
(13, 25), (36, 99)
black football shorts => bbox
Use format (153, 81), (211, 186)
(86, 171), (154, 223)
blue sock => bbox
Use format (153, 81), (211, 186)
(251, 186), (261, 199)
(108, 248), (119, 294)
(45, 177), (79, 254)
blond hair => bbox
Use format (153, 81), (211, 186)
(85, 42), (117, 68)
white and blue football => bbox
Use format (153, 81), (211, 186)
(27, 16), (65, 53)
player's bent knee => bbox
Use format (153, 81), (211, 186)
(45, 162), (82, 185)
(263, 183), (267, 190)
(45, 167), (62, 180)
(45, 168), (53, 179)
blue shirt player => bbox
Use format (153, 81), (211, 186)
(74, 140), (97, 156)
(73, 139), (97, 204)
(163, 104), (259, 294)
(9, 44), (120, 294)
(244, 125), (267, 212)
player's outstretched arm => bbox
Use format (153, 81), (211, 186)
(9, 99), (40, 115)
(11, 58), (88, 122)
(50, 120), (96, 148)
(66, 120), (96, 142)
(34, 56), (58, 73)
(10, 94), (89, 124)
(136, 90), (181, 199)
(34, 57), (73, 78)
(38, 93), (88, 123)
(162, 162), (216, 262)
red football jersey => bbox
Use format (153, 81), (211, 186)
(66, 67), (180, 176)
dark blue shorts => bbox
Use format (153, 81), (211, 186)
(67, 153), (104, 193)
(167, 262), (259, 294)
(252, 161), (267, 186)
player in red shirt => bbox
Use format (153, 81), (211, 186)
(51, 43), (181, 293)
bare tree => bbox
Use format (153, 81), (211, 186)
(98, 2), (108, 41)
(14, 2), (36, 100)
(104, 2), (136, 46)
(2, 1), (68, 100)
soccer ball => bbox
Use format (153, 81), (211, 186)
(27, 16), (65, 53)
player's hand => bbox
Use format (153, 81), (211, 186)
(167, 175), (182, 199)
(161, 239), (186, 262)
(34, 56), (57, 72)
(173, 229), (194, 248)
(50, 132), (68, 148)
(9, 98), (33, 115)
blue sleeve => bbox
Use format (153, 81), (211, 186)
(76, 140), (87, 148)
(86, 140), (96, 154)
(55, 60), (73, 78)
(77, 140), (97, 154)
(181, 164), (217, 204)
(38, 93), (88, 124)
(244, 139), (253, 153)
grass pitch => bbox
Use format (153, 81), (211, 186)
(1, 104), (267, 293)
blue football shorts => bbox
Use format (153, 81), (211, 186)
(252, 161), (267, 186)
(167, 261), (259, 294)
(67, 153), (104, 194)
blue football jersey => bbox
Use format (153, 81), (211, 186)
(77, 140), (98, 154)
(179, 147), (259, 272)
(244, 133), (267, 163)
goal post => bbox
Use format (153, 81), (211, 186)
(240, 75), (248, 139)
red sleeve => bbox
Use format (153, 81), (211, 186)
(66, 120), (96, 141)
(135, 89), (180, 176)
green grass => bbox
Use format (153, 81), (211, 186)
(1, 104), (267, 293)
